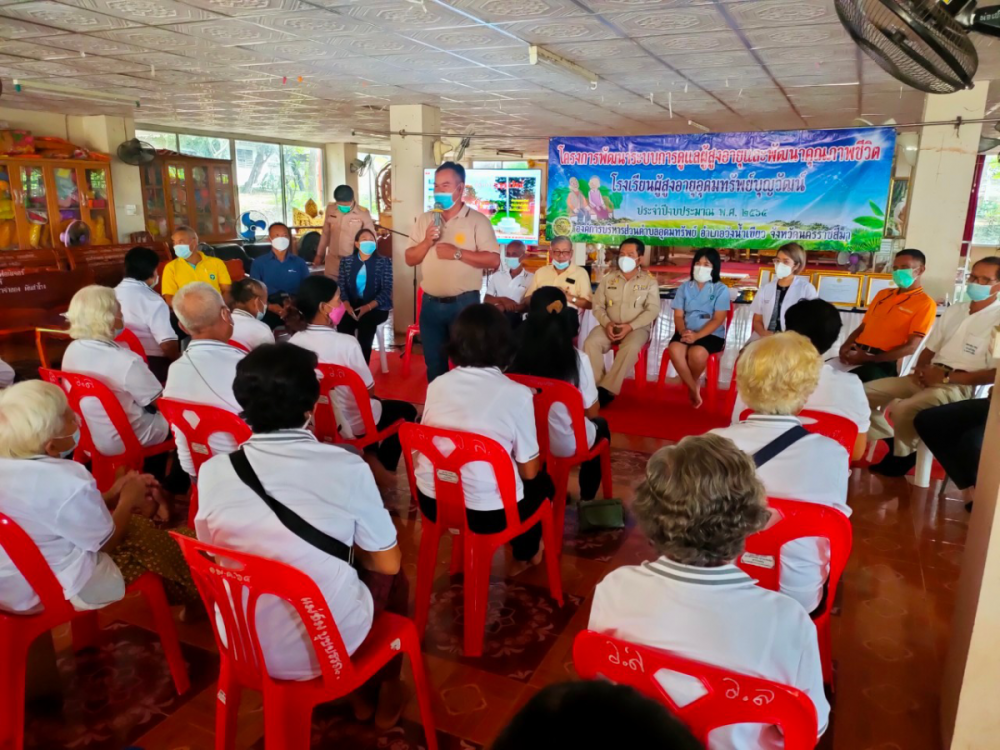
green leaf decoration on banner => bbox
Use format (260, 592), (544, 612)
(853, 215), (884, 229)
(869, 200), (884, 217)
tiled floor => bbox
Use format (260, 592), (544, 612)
(21, 429), (965, 750)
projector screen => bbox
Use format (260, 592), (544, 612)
(423, 168), (542, 245)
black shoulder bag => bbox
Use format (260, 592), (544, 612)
(752, 425), (811, 468)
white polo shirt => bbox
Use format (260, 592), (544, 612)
(485, 266), (534, 305)
(711, 415), (850, 612)
(926, 299), (1000, 372)
(590, 557), (829, 750)
(162, 339), (245, 476)
(62, 339), (170, 456)
(230, 309), (275, 351)
(195, 429), (397, 680)
(288, 325), (381, 439)
(0, 457), (121, 613)
(548, 350), (599, 458)
(416, 366), (539, 511)
(0, 357), (13, 388)
(114, 277), (178, 359)
(731, 364), (871, 434)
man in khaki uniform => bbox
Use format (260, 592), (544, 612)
(314, 184), (375, 279)
(584, 237), (660, 405)
(525, 235), (592, 309)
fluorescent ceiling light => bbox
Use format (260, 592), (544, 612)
(13, 79), (139, 107)
(528, 45), (598, 87)
(688, 119), (710, 133)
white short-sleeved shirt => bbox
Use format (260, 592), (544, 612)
(589, 558), (829, 750)
(486, 267), (534, 304)
(749, 276), (818, 337)
(114, 277), (178, 359)
(195, 429), (397, 680)
(926, 299), (1000, 372)
(289, 325), (381, 439)
(416, 367), (539, 511)
(731, 364), (871, 434)
(711, 415), (850, 612)
(0, 457), (121, 612)
(548, 350), (599, 458)
(0, 357), (13, 388)
(62, 339), (170, 456)
(162, 339), (245, 476)
(230, 309), (275, 351)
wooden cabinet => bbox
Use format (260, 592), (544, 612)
(0, 158), (117, 252)
(140, 153), (236, 243)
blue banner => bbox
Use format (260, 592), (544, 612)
(546, 127), (896, 252)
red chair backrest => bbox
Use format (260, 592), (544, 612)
(416, 286), (424, 321)
(157, 398), (252, 476)
(313, 363), (378, 443)
(169, 533), (359, 689)
(736, 497), (853, 617)
(228, 339), (250, 353)
(737, 409), (858, 455)
(0, 512), (77, 622)
(115, 328), (148, 363)
(573, 630), (818, 748)
(224, 258), (246, 282)
(506, 373), (590, 460)
(399, 422), (521, 532)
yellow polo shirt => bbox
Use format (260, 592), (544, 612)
(526, 263), (593, 305)
(161, 255), (232, 297)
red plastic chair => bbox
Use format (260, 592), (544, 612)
(507, 373), (612, 554)
(169, 533), (438, 750)
(401, 286), (425, 377)
(738, 409), (859, 456)
(115, 328), (148, 363)
(400, 423), (563, 657)
(39, 368), (175, 492)
(227, 338), (250, 353)
(736, 497), (853, 685)
(0, 513), (189, 750)
(658, 306), (735, 413)
(611, 336), (651, 389)
(573, 630), (818, 749)
(313, 363), (404, 451)
(157, 398), (253, 528)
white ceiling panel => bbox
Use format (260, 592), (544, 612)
(605, 6), (728, 37)
(61, 0), (221, 24)
(0, 0), (139, 31)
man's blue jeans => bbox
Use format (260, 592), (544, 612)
(419, 290), (480, 382)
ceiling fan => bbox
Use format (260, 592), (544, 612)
(835, 0), (1000, 94)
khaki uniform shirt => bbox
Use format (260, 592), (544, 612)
(526, 264), (592, 306)
(593, 269), (660, 329)
(413, 204), (501, 298)
(317, 204), (375, 277)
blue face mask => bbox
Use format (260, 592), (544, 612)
(553, 260), (570, 271)
(967, 282), (997, 302)
(506, 256), (521, 269)
(359, 240), (377, 257)
(256, 300), (266, 321)
(56, 428), (80, 459)
(433, 192), (455, 211)
(174, 243), (192, 260)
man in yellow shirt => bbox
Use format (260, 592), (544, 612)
(525, 235), (592, 310)
(161, 226), (232, 307)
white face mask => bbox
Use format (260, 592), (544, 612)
(693, 266), (713, 283)
(618, 256), (637, 274)
(774, 262), (793, 279)
(272, 236), (290, 252)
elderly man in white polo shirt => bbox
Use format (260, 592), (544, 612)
(713, 332), (850, 614)
(162, 282), (245, 476)
(865, 257), (1000, 477)
(115, 246), (178, 382)
(484, 240), (533, 328)
(590, 434), (829, 750)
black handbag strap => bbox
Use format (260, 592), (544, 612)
(753, 426), (811, 469)
(229, 448), (352, 564)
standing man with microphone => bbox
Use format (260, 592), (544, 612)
(405, 162), (501, 382)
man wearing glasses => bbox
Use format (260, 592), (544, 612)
(525, 235), (592, 310)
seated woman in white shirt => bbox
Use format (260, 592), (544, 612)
(749, 243), (818, 342)
(510, 286), (614, 504)
(415, 303), (554, 571)
(0, 380), (197, 614)
(115, 245), (179, 382)
(228, 278), (275, 351)
(196, 343), (406, 726)
(290, 275), (417, 478)
(712, 332), (850, 614)
(589, 433), (829, 750)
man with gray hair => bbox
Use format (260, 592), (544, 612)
(163, 282), (245, 476)
(524, 235), (592, 310)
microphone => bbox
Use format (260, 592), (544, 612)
(433, 201), (444, 231)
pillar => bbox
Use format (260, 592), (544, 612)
(66, 114), (145, 242)
(904, 87), (987, 301)
(942, 369), (1000, 747)
(389, 103), (440, 332)
(324, 142), (359, 204)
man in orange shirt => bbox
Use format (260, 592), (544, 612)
(837, 249), (937, 382)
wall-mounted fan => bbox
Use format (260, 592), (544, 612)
(350, 153), (373, 176)
(835, 0), (1000, 94)
(239, 210), (267, 241)
(117, 138), (156, 166)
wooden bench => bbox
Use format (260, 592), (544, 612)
(65, 242), (170, 287)
(0, 268), (95, 337)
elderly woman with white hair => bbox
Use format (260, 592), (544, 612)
(61, 284), (171, 457)
(0, 381), (197, 612)
(712, 332), (851, 614)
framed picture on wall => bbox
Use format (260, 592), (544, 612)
(815, 272), (864, 308)
(885, 178), (909, 239)
(757, 267), (774, 288)
(864, 273), (895, 306)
